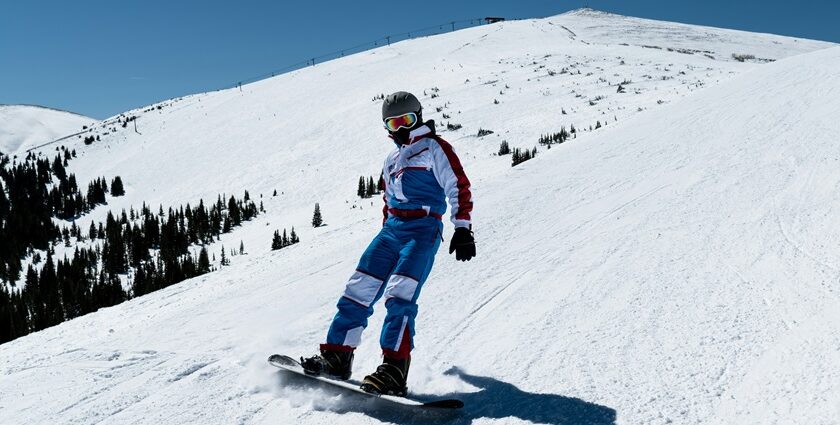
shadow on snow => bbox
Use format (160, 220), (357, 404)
(276, 365), (616, 424)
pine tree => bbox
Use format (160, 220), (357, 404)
(377, 172), (385, 192)
(228, 196), (241, 226)
(239, 240), (245, 255)
(0, 288), (13, 343)
(110, 176), (125, 196)
(367, 176), (376, 196)
(498, 140), (511, 155)
(52, 155), (67, 181)
(0, 287), (29, 344)
(271, 230), (282, 250)
(21, 266), (43, 331)
(197, 247), (211, 273)
(39, 252), (64, 327)
(357, 176), (366, 198)
(312, 203), (323, 227)
(290, 227), (299, 244)
(220, 245), (229, 266)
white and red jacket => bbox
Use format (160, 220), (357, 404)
(381, 123), (473, 229)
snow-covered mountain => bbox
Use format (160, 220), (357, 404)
(0, 105), (95, 155)
(2, 8), (839, 425)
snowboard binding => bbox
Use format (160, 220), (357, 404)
(300, 347), (353, 380)
(360, 356), (410, 397)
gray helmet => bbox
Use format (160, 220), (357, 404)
(382, 91), (422, 121)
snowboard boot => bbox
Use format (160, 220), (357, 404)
(360, 355), (410, 397)
(300, 347), (354, 380)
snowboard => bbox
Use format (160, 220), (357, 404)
(267, 354), (463, 409)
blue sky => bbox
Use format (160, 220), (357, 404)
(1, 0), (836, 119)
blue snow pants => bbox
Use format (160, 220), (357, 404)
(324, 216), (442, 357)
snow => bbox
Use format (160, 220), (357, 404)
(2, 9), (839, 425)
(0, 105), (95, 156)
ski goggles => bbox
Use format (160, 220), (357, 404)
(383, 112), (418, 132)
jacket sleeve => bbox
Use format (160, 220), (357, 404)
(431, 138), (473, 228)
(381, 156), (392, 226)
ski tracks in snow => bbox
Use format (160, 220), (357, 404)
(3, 347), (231, 425)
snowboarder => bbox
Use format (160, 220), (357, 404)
(301, 91), (475, 396)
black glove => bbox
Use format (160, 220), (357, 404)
(448, 227), (475, 261)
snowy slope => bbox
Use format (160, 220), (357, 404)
(0, 105), (95, 155)
(33, 9), (832, 212)
(2, 9), (840, 425)
(12, 8), (829, 278)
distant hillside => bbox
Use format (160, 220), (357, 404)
(0, 105), (95, 155)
